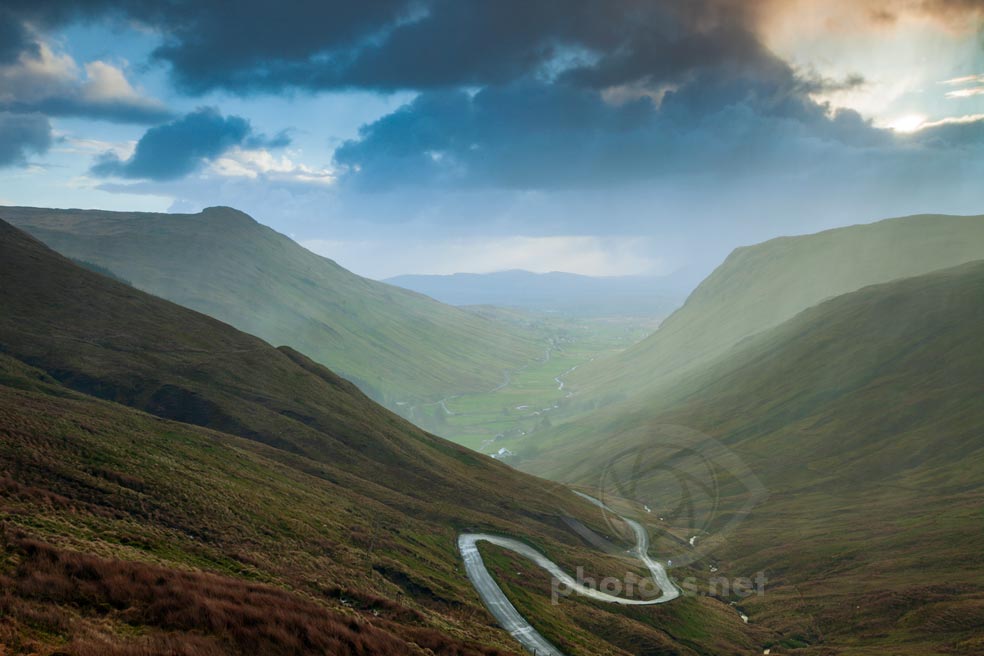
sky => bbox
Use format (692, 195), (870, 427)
(0, 1), (982, 280)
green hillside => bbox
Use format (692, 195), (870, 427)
(0, 205), (541, 408)
(0, 220), (760, 655)
(518, 260), (984, 654)
(567, 213), (984, 408)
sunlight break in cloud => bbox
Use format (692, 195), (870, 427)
(884, 113), (928, 132)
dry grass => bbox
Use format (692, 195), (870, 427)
(0, 529), (515, 655)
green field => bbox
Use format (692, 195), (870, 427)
(404, 312), (661, 452)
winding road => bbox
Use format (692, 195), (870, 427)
(458, 493), (678, 655)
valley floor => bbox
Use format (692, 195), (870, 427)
(403, 313), (659, 453)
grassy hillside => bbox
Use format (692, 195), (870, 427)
(0, 220), (758, 655)
(0, 205), (541, 408)
(567, 213), (984, 408)
(517, 260), (984, 654)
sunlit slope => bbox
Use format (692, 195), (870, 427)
(569, 213), (984, 406)
(0, 219), (761, 655)
(1, 205), (540, 407)
(519, 261), (984, 654)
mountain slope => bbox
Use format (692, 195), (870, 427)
(518, 260), (984, 654)
(0, 357), (515, 656)
(0, 217), (570, 528)
(386, 270), (684, 317)
(0, 220), (761, 655)
(0, 205), (540, 408)
(568, 213), (984, 405)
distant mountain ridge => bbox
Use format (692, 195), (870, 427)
(0, 205), (541, 409)
(386, 269), (688, 317)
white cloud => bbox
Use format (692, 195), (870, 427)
(941, 74), (984, 99)
(79, 61), (165, 111)
(875, 111), (984, 134)
(917, 113), (984, 129)
(941, 74), (984, 86)
(945, 88), (984, 99)
(209, 147), (335, 185)
(0, 40), (168, 122)
(0, 42), (77, 104)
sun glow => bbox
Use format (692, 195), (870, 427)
(886, 114), (927, 133)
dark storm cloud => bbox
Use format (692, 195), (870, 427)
(95, 0), (875, 188)
(1, 0), (980, 94)
(0, 0), (412, 91)
(0, 10), (38, 64)
(3, 0), (980, 186)
(9, 97), (173, 125)
(0, 1), (811, 93)
(332, 84), (649, 189)
(155, 0), (803, 96)
(91, 107), (288, 180)
(0, 112), (52, 167)
(332, 72), (896, 190)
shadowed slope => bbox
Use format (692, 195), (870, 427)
(1, 205), (540, 408)
(0, 218), (560, 518)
